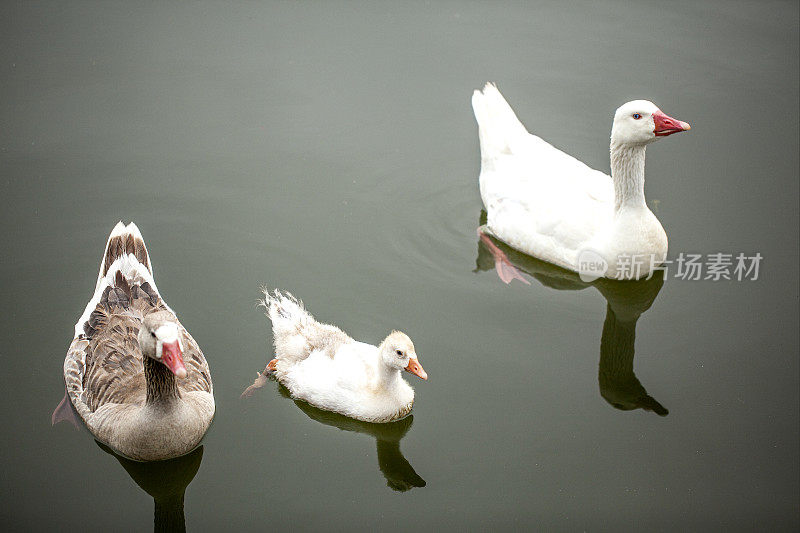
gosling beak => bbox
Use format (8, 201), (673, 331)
(653, 110), (691, 137)
(160, 340), (187, 378)
(404, 357), (428, 380)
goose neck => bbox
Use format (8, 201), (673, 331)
(144, 356), (181, 405)
(377, 362), (403, 390)
(610, 141), (648, 211)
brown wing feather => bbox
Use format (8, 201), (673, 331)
(133, 237), (150, 271)
(80, 278), (210, 412)
(102, 236), (125, 277)
(82, 291), (148, 412)
(101, 232), (150, 278)
(177, 332), (212, 394)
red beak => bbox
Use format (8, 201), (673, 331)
(653, 110), (691, 137)
(161, 340), (187, 378)
(404, 357), (428, 380)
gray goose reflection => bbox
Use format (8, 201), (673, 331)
(276, 383), (426, 491)
(475, 211), (668, 415)
(96, 442), (204, 533)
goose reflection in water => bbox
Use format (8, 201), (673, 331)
(475, 211), (668, 416)
(274, 382), (426, 491)
(96, 442), (204, 533)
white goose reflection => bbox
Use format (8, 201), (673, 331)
(475, 211), (668, 416)
(274, 382), (426, 491)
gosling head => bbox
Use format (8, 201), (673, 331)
(137, 312), (187, 378)
(379, 331), (427, 380)
(611, 100), (691, 146)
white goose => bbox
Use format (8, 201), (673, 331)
(472, 83), (690, 281)
(245, 289), (427, 423)
(54, 222), (214, 461)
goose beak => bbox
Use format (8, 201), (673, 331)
(404, 357), (428, 380)
(653, 110), (691, 136)
(161, 340), (187, 378)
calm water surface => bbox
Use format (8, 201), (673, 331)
(2, 1), (798, 530)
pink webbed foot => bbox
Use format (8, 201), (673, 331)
(478, 229), (530, 285)
(240, 359), (278, 399)
(52, 388), (79, 428)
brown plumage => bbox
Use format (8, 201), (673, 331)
(102, 233), (150, 277)
(61, 222), (214, 461)
(77, 282), (211, 413)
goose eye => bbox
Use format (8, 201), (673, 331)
(151, 332), (156, 338)
(395, 350), (403, 357)
(632, 113), (642, 120)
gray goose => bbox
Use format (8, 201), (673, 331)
(56, 222), (214, 461)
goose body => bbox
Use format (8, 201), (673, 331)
(61, 222), (214, 461)
(256, 290), (427, 423)
(472, 83), (690, 280)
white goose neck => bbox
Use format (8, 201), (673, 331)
(377, 359), (403, 390)
(610, 141), (648, 212)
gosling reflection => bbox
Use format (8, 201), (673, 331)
(475, 211), (668, 415)
(97, 442), (204, 533)
(277, 384), (426, 491)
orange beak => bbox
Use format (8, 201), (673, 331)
(404, 357), (428, 380)
(161, 340), (187, 378)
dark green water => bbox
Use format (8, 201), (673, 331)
(2, 1), (798, 530)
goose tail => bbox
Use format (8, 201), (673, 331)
(95, 221), (154, 291)
(472, 82), (530, 167)
(73, 221), (161, 338)
(260, 288), (313, 338)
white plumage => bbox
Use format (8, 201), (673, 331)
(253, 289), (427, 423)
(472, 83), (690, 280)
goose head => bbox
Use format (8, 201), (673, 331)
(138, 313), (188, 378)
(379, 331), (427, 380)
(611, 100), (691, 146)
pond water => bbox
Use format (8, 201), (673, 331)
(2, 1), (798, 530)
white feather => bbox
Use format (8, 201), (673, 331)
(472, 83), (676, 279)
(262, 289), (423, 423)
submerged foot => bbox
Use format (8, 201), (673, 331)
(240, 371), (269, 399)
(240, 359), (278, 399)
(478, 229), (530, 285)
(52, 389), (79, 428)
